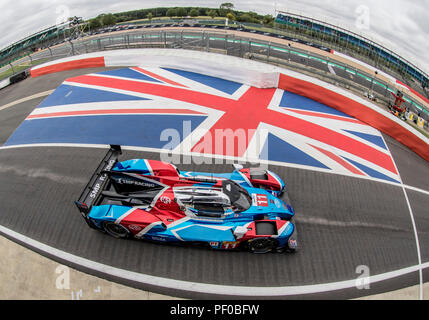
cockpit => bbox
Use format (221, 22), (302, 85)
(174, 180), (252, 218)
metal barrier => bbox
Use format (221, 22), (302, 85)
(1, 29), (429, 126)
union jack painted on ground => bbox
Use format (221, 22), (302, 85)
(5, 67), (399, 183)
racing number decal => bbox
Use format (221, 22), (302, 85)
(222, 241), (239, 249)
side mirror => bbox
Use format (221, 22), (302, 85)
(233, 226), (248, 239)
(233, 164), (244, 171)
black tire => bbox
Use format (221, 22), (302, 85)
(102, 221), (130, 239)
(247, 238), (278, 254)
(285, 247), (297, 254)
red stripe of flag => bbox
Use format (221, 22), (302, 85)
(310, 144), (366, 176)
(284, 108), (364, 125)
(132, 67), (188, 88)
(27, 108), (204, 119)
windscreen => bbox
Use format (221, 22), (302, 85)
(222, 180), (252, 212)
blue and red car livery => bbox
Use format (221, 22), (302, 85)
(75, 145), (298, 253)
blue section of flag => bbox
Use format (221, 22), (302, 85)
(342, 156), (399, 183)
(5, 115), (206, 149)
(260, 133), (330, 169)
(279, 91), (353, 118)
(344, 130), (387, 150)
(37, 84), (149, 108)
(162, 68), (243, 95)
(97, 68), (162, 83)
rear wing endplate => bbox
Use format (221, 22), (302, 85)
(75, 145), (122, 217)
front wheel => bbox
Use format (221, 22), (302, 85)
(247, 238), (278, 254)
(102, 221), (130, 239)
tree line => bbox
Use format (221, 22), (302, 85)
(88, 3), (275, 30)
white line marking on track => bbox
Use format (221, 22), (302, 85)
(0, 223), (427, 297)
(381, 134), (424, 300)
(0, 90), (54, 112)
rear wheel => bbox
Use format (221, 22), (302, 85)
(102, 221), (130, 239)
(247, 238), (278, 254)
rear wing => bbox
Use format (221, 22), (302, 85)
(75, 145), (122, 219)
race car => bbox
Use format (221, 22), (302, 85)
(75, 145), (298, 254)
(112, 156), (286, 197)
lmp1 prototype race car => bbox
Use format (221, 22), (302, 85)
(75, 146), (298, 254)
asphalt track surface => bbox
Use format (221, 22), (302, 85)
(0, 69), (428, 299)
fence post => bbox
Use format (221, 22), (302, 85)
(48, 47), (53, 60)
(69, 41), (75, 55)
(407, 100), (413, 113)
(9, 63), (15, 75)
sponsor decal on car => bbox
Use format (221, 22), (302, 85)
(90, 160), (123, 199)
(128, 225), (142, 232)
(89, 183), (101, 199)
(151, 236), (167, 242)
(114, 177), (156, 188)
(160, 196), (172, 204)
(252, 194), (269, 207)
